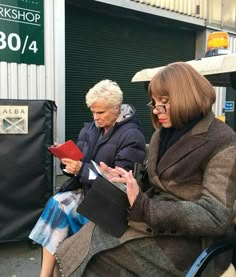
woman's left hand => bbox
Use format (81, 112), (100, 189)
(61, 158), (82, 175)
(99, 162), (121, 179)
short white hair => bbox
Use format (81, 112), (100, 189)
(86, 79), (123, 107)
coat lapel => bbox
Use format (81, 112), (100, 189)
(149, 112), (215, 178)
(147, 129), (168, 191)
(157, 133), (208, 175)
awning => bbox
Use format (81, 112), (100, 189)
(131, 54), (236, 88)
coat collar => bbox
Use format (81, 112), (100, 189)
(148, 111), (215, 182)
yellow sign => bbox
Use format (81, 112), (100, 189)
(207, 32), (229, 50)
(216, 115), (225, 122)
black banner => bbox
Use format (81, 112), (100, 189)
(0, 99), (56, 242)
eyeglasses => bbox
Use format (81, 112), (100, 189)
(146, 101), (169, 114)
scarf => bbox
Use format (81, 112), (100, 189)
(158, 116), (203, 162)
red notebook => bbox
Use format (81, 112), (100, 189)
(48, 140), (84, 161)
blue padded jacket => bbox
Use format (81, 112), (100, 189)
(76, 104), (146, 189)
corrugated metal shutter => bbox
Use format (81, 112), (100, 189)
(65, 5), (196, 142)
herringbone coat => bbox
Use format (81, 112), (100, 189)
(56, 112), (236, 277)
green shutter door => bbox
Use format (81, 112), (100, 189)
(65, 5), (196, 142)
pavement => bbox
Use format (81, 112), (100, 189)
(0, 241), (41, 277)
(0, 175), (68, 277)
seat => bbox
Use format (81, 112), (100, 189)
(185, 237), (236, 277)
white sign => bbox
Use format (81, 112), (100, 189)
(224, 101), (234, 112)
(0, 105), (28, 134)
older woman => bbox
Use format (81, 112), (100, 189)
(55, 63), (236, 277)
(29, 79), (146, 277)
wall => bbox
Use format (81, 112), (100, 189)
(130, 0), (207, 19)
(0, 0), (65, 145)
(212, 34), (236, 117)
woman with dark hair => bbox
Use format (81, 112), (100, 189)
(55, 62), (236, 277)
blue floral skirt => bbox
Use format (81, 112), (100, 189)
(29, 189), (89, 254)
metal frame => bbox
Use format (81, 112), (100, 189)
(185, 238), (236, 277)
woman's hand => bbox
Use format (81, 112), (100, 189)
(100, 163), (140, 207)
(52, 142), (62, 147)
(115, 167), (140, 207)
(99, 162), (121, 179)
(61, 158), (82, 175)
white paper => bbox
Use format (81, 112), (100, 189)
(91, 160), (102, 175)
(88, 168), (98, 180)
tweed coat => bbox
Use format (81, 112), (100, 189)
(56, 112), (236, 277)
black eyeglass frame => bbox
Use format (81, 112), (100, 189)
(146, 101), (169, 114)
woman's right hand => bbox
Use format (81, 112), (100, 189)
(53, 142), (62, 147)
(103, 164), (140, 207)
(116, 168), (140, 207)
